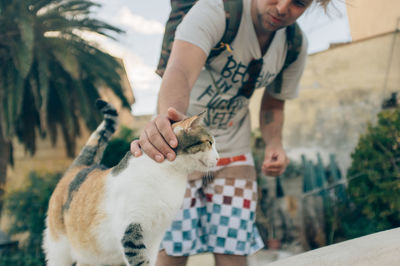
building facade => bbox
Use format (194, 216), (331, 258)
(249, 2), (400, 170)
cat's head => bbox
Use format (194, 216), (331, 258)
(171, 112), (219, 173)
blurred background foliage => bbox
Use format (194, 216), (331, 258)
(1, 171), (60, 265)
(343, 107), (400, 238)
(0, 126), (137, 263)
(0, 0), (130, 204)
(101, 126), (139, 168)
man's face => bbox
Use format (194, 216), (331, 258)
(252, 0), (313, 33)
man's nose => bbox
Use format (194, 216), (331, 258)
(276, 0), (291, 16)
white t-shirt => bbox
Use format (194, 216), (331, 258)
(175, 0), (308, 158)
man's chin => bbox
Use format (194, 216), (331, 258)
(261, 19), (288, 31)
(262, 23), (284, 32)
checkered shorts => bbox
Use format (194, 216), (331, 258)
(159, 176), (264, 256)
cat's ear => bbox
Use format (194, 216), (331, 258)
(187, 111), (205, 129)
(172, 111), (205, 133)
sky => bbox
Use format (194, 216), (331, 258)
(91, 0), (351, 115)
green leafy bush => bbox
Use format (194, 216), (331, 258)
(2, 171), (61, 265)
(0, 250), (44, 266)
(345, 108), (400, 237)
(101, 126), (139, 167)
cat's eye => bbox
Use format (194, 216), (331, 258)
(186, 141), (204, 149)
(186, 140), (212, 150)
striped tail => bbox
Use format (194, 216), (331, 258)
(72, 100), (118, 167)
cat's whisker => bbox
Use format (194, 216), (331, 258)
(202, 170), (215, 187)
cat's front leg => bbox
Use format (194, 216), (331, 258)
(121, 223), (150, 266)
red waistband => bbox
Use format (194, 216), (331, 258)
(217, 155), (247, 166)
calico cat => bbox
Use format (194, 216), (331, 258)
(42, 100), (219, 266)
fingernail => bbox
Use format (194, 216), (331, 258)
(169, 140), (177, 147)
(155, 155), (163, 162)
(134, 151), (140, 157)
(167, 153), (174, 161)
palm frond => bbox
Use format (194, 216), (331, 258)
(0, 0), (130, 160)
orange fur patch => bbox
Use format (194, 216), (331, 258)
(48, 166), (86, 240)
(64, 168), (111, 254)
(47, 166), (111, 255)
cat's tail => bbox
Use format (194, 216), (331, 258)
(71, 100), (119, 167)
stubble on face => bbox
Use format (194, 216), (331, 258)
(255, 6), (275, 33)
(253, 0), (312, 33)
(253, 2), (286, 34)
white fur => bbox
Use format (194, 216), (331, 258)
(43, 143), (219, 266)
(43, 225), (74, 266)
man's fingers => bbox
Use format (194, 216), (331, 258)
(130, 140), (142, 157)
(131, 112), (181, 163)
(263, 161), (281, 168)
(140, 132), (165, 162)
(264, 170), (284, 177)
(262, 165), (286, 176)
(264, 152), (288, 166)
(263, 157), (284, 169)
(167, 107), (186, 122)
(147, 127), (176, 161)
(144, 122), (177, 161)
(263, 165), (282, 171)
(262, 154), (288, 176)
(264, 150), (273, 163)
(262, 166), (282, 175)
(155, 116), (178, 149)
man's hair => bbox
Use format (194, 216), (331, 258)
(316, 0), (332, 10)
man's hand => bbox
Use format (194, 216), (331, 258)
(262, 144), (289, 177)
(130, 107), (186, 162)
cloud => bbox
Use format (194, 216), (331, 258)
(80, 30), (160, 115)
(125, 54), (161, 115)
(118, 6), (165, 35)
(78, 31), (157, 88)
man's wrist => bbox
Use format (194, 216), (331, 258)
(264, 137), (283, 147)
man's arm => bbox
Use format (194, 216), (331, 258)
(157, 40), (206, 115)
(259, 89), (289, 176)
(130, 40), (207, 162)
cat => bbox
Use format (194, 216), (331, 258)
(42, 100), (219, 266)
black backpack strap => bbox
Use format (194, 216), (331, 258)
(267, 22), (303, 94)
(207, 0), (243, 62)
(156, 0), (198, 77)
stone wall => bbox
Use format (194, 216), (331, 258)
(346, 0), (400, 42)
(249, 31), (400, 170)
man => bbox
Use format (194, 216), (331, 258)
(131, 0), (331, 265)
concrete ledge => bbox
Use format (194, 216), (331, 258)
(268, 228), (400, 266)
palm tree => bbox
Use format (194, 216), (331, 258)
(0, 0), (130, 199)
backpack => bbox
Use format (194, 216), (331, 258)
(156, 0), (243, 77)
(156, 0), (303, 94)
(268, 22), (303, 93)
